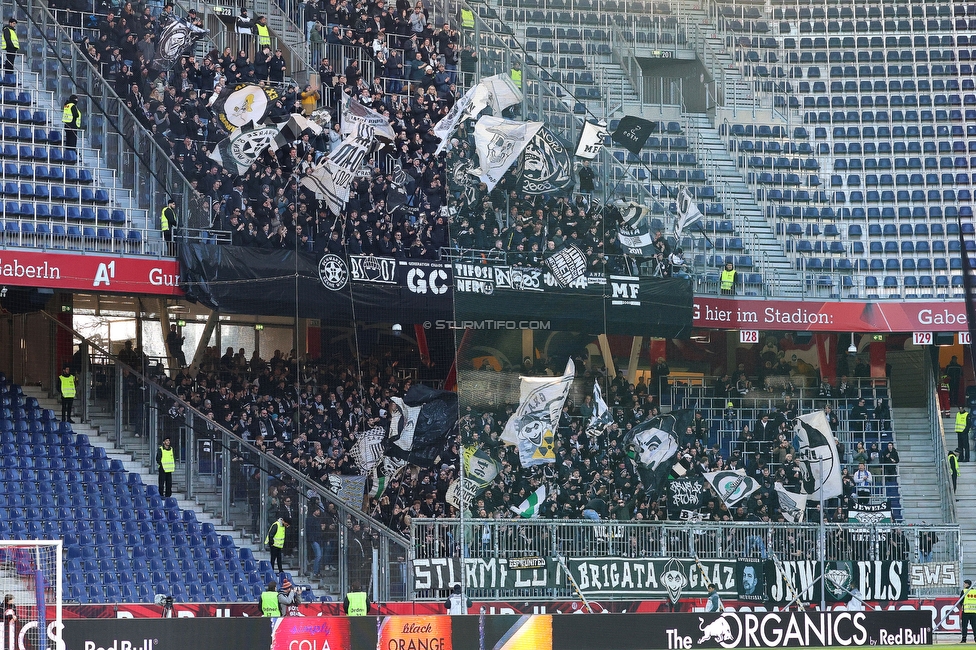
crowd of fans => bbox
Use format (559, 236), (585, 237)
(136, 339), (899, 551)
(48, 0), (652, 273)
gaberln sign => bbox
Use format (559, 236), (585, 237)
(667, 611), (932, 649)
(413, 557), (736, 597)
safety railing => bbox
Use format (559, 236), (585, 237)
(410, 519), (960, 600)
(924, 350), (957, 524)
(39, 310), (411, 603)
(10, 0), (203, 251)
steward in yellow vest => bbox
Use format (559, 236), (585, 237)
(59, 365), (76, 423)
(343, 581), (370, 616)
(720, 262), (737, 295)
(260, 582), (281, 617)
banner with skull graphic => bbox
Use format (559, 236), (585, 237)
(151, 16), (209, 71)
(471, 116), (543, 191)
(516, 127), (575, 196)
(625, 409), (693, 491)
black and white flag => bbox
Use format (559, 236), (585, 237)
(208, 121), (278, 175)
(211, 84), (279, 131)
(152, 16), (208, 71)
(614, 200), (657, 257)
(517, 127), (575, 195)
(544, 244), (588, 287)
(350, 426), (386, 473)
(575, 120), (609, 159)
(774, 482), (808, 522)
(704, 469), (760, 508)
(502, 359), (574, 467)
(341, 96), (396, 144)
(586, 380), (613, 435)
(625, 409), (692, 490)
(270, 114), (323, 152)
(471, 116), (543, 191)
(611, 115), (657, 155)
(301, 121), (374, 214)
(674, 187), (704, 240)
(793, 411), (843, 500)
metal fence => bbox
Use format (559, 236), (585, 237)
(411, 518), (961, 600)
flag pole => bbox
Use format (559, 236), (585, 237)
(818, 455), (826, 610)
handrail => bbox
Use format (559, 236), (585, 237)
(924, 350), (957, 524)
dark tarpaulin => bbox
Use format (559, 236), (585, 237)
(178, 243), (453, 324)
(453, 275), (694, 338)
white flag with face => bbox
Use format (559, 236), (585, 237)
(502, 359), (574, 467)
(470, 116), (543, 191)
(389, 396), (423, 452)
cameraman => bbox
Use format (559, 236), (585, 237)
(278, 578), (302, 615)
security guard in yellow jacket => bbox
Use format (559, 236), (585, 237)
(62, 95), (82, 154)
(254, 16), (271, 48)
(343, 580), (370, 616)
(260, 581), (280, 617)
(58, 364), (75, 423)
(161, 198), (177, 242)
(720, 261), (738, 295)
(961, 579), (976, 642)
(957, 407), (971, 462)
(2, 18), (18, 74)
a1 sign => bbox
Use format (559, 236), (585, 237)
(913, 331), (933, 346)
(740, 329), (759, 344)
(961, 331), (972, 345)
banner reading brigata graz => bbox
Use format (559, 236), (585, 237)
(414, 557), (911, 601)
(452, 261), (693, 337)
(414, 556), (736, 597)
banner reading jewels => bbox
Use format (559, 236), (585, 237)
(412, 556), (736, 597)
(452, 261), (693, 337)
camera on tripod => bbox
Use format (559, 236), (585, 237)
(154, 593), (175, 617)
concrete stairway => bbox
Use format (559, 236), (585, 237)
(885, 350), (947, 525)
(891, 406), (944, 524)
(23, 388), (269, 566)
(684, 114), (802, 296)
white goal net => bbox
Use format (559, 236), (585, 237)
(0, 541), (62, 650)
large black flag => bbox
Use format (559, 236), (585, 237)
(387, 384), (458, 468)
(517, 127), (575, 195)
(611, 116), (658, 155)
